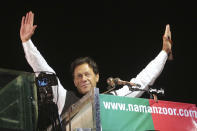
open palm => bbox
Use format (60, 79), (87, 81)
(20, 11), (37, 43)
(162, 24), (173, 60)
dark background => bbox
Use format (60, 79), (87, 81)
(0, 1), (196, 104)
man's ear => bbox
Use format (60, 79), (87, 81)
(96, 73), (99, 83)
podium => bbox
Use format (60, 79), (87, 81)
(60, 88), (101, 131)
(0, 68), (38, 131)
(62, 88), (197, 131)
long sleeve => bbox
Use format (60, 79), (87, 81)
(22, 39), (67, 114)
(113, 50), (168, 97)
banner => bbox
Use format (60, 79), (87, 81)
(99, 94), (197, 131)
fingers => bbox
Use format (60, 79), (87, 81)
(31, 12), (34, 26)
(25, 12), (29, 24)
(164, 24), (169, 37)
(164, 24), (171, 39)
(32, 25), (37, 33)
(24, 11), (34, 25)
(167, 24), (171, 39)
(21, 16), (25, 26)
(162, 24), (173, 60)
(27, 11), (34, 26)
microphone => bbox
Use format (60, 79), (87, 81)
(105, 77), (118, 95)
(113, 77), (141, 88)
(104, 77), (143, 95)
(107, 77), (141, 88)
(106, 77), (116, 88)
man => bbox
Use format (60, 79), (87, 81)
(20, 11), (173, 129)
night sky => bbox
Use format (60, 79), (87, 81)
(0, 1), (196, 105)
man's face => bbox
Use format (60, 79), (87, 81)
(73, 63), (99, 94)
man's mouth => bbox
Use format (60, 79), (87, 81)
(80, 83), (90, 88)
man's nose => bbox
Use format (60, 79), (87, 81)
(81, 74), (88, 81)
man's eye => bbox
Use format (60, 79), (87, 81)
(77, 74), (82, 78)
(85, 73), (91, 77)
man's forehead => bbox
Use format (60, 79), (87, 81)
(74, 63), (93, 74)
